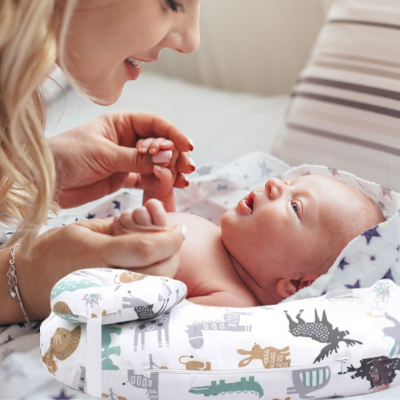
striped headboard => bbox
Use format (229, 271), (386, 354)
(272, 0), (400, 191)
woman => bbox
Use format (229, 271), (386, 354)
(0, 0), (200, 326)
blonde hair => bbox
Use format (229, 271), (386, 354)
(0, 0), (76, 254)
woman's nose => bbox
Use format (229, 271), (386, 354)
(265, 178), (287, 201)
(163, 5), (200, 54)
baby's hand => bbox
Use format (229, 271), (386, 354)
(112, 199), (168, 236)
(137, 137), (182, 199)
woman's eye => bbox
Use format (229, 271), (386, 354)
(166, 0), (184, 12)
(291, 202), (298, 213)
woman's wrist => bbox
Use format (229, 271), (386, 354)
(0, 246), (32, 326)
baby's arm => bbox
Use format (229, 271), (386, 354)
(137, 137), (182, 212)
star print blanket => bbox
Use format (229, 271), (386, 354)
(0, 151), (399, 400)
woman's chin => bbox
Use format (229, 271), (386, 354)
(87, 86), (124, 106)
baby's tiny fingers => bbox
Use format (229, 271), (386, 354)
(145, 199), (168, 227)
(154, 165), (174, 188)
(137, 138), (156, 153)
(149, 137), (169, 154)
(133, 206), (152, 226)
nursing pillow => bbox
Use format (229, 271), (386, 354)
(40, 163), (400, 399)
(40, 273), (400, 399)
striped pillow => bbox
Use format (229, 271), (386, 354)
(272, 0), (400, 191)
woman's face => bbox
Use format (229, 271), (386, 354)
(60, 0), (200, 104)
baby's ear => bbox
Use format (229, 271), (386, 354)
(276, 279), (314, 299)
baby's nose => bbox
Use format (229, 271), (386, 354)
(265, 178), (285, 200)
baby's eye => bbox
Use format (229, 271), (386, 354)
(291, 202), (298, 213)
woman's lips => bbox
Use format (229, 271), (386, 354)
(124, 59), (142, 80)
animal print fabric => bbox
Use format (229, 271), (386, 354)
(40, 273), (400, 400)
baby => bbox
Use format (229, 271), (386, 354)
(112, 141), (385, 307)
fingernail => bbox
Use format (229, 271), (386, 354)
(181, 224), (188, 240)
(184, 175), (190, 187)
(140, 146), (147, 152)
(189, 157), (196, 172)
(162, 141), (168, 146)
(189, 138), (194, 151)
(153, 150), (173, 164)
(155, 166), (163, 173)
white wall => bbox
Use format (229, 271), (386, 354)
(146, 0), (335, 95)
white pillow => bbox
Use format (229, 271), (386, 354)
(272, 0), (400, 192)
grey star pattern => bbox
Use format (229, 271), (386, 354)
(87, 213), (96, 219)
(362, 226), (381, 245)
(328, 167), (340, 176)
(345, 280), (361, 289)
(338, 257), (349, 270)
(381, 186), (392, 199)
(113, 201), (121, 210)
(260, 162), (272, 177)
(217, 183), (229, 191)
(370, 255), (376, 261)
(196, 165), (213, 176)
(382, 268), (395, 282)
(51, 389), (76, 400)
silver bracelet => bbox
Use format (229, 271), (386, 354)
(6, 245), (33, 330)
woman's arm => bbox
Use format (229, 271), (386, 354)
(0, 219), (185, 326)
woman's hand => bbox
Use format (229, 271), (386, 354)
(47, 111), (195, 208)
(0, 218), (185, 324)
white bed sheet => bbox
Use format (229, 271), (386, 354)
(1, 72), (399, 399)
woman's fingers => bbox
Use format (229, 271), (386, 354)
(176, 152), (196, 174)
(173, 172), (189, 188)
(100, 224), (186, 267)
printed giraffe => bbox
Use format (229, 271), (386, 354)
(133, 310), (172, 351)
(238, 344), (291, 369)
(186, 311), (252, 349)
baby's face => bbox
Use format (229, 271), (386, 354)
(220, 175), (364, 297)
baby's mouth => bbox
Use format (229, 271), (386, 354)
(239, 195), (254, 214)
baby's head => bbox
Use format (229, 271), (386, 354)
(220, 175), (385, 304)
